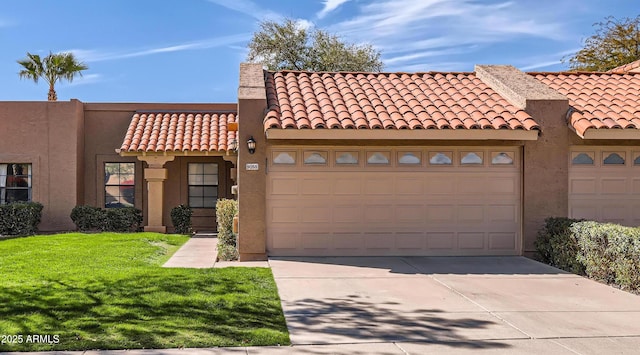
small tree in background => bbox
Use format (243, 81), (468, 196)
(17, 51), (88, 101)
(565, 15), (640, 72)
(247, 18), (383, 72)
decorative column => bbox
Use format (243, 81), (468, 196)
(138, 155), (175, 233)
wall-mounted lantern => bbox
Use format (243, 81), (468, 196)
(247, 136), (256, 154)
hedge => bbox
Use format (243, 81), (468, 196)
(170, 204), (193, 235)
(0, 202), (43, 236)
(535, 218), (640, 293)
(534, 217), (585, 275)
(571, 221), (640, 291)
(216, 199), (238, 261)
(70, 205), (142, 232)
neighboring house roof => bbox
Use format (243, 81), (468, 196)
(120, 111), (237, 152)
(607, 59), (640, 74)
(531, 72), (640, 137)
(264, 71), (540, 132)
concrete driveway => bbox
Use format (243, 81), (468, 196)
(269, 256), (640, 354)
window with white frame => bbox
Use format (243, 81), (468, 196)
(188, 163), (218, 208)
(105, 162), (135, 208)
(0, 163), (32, 205)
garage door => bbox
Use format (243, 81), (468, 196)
(266, 147), (522, 256)
(569, 147), (640, 226)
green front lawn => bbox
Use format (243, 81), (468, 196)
(0, 233), (289, 351)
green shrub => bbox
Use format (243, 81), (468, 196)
(537, 218), (640, 293)
(103, 207), (143, 232)
(572, 221), (640, 288)
(70, 205), (142, 232)
(170, 204), (193, 235)
(0, 202), (43, 236)
(70, 205), (105, 231)
(608, 227), (640, 291)
(216, 199), (238, 261)
(217, 243), (239, 261)
(534, 217), (585, 275)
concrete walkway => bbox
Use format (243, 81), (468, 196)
(162, 237), (269, 268)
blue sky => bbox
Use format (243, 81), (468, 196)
(1, 0), (637, 102)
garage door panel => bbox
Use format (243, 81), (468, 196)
(570, 204), (598, 220)
(601, 178), (627, 194)
(632, 207), (640, 225)
(488, 204), (518, 222)
(427, 205), (456, 223)
(458, 205), (484, 223)
(489, 232), (517, 250)
(364, 177), (394, 195)
(301, 233), (331, 250)
(458, 232), (485, 249)
(333, 178), (362, 195)
(301, 206), (331, 223)
(396, 233), (425, 249)
(602, 205), (627, 224)
(427, 232), (456, 249)
(489, 177), (517, 195)
(333, 233), (363, 249)
(396, 177), (424, 195)
(333, 205), (363, 223)
(569, 147), (640, 226)
(270, 206), (299, 223)
(456, 176), (486, 195)
(270, 177), (298, 195)
(267, 147), (521, 256)
(364, 233), (395, 250)
(364, 204), (393, 223)
(570, 178), (597, 194)
(395, 204), (425, 223)
(426, 177), (455, 194)
(301, 178), (331, 195)
(270, 232), (300, 250)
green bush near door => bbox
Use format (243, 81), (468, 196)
(170, 204), (193, 235)
(216, 199), (238, 261)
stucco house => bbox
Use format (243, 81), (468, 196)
(1, 62), (640, 261)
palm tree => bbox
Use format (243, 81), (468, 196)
(17, 51), (88, 101)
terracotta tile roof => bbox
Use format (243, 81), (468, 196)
(120, 111), (237, 152)
(607, 59), (640, 74)
(264, 71), (539, 131)
(531, 72), (640, 137)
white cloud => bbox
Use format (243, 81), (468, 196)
(66, 33), (250, 63)
(207, 0), (281, 21)
(518, 48), (579, 71)
(295, 19), (314, 31)
(66, 73), (103, 87)
(325, 0), (571, 71)
(317, 0), (352, 19)
(384, 46), (477, 65)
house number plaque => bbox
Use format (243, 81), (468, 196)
(245, 163), (259, 171)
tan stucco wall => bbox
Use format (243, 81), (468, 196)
(0, 100), (84, 231)
(83, 103), (236, 232)
(521, 101), (571, 254)
(237, 63), (268, 260)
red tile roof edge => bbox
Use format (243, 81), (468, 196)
(264, 70), (540, 132)
(120, 111), (237, 153)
